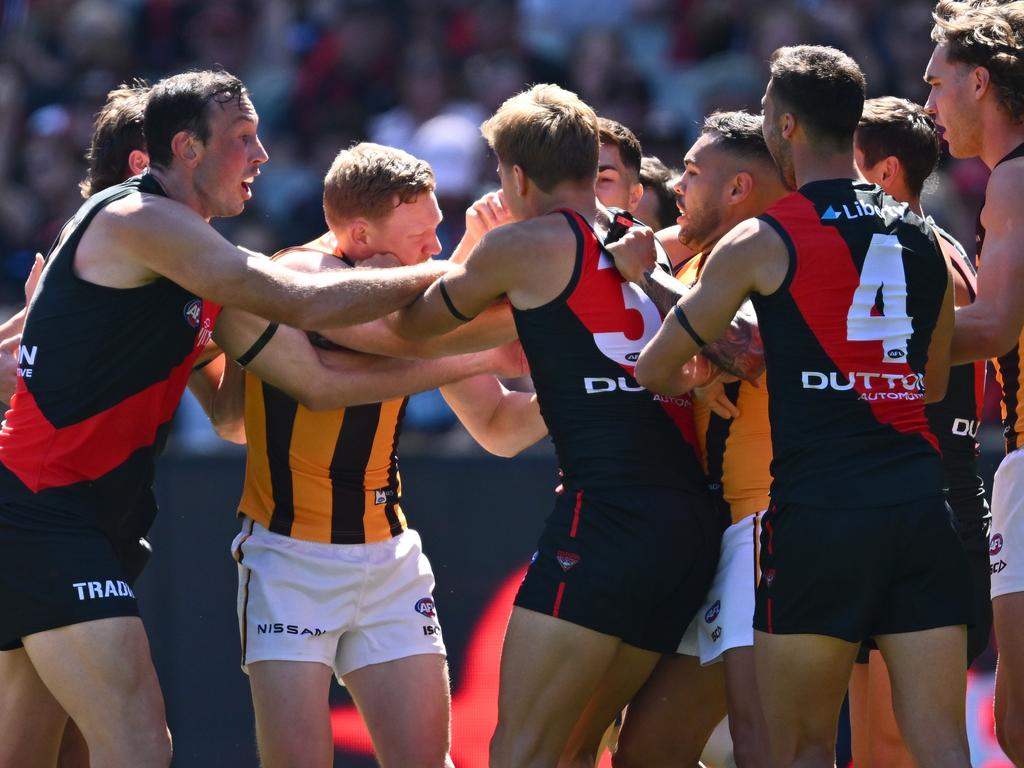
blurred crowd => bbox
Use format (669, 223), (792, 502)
(0, 0), (1000, 441)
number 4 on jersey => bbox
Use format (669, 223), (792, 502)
(847, 233), (913, 363)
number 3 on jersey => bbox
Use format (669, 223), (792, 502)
(847, 233), (913, 363)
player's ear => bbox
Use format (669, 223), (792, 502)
(171, 131), (199, 165)
(881, 156), (901, 187)
(971, 65), (991, 102)
(728, 171), (754, 205)
(127, 149), (149, 177)
(780, 112), (797, 140)
(511, 164), (528, 197)
(628, 181), (644, 212)
(349, 219), (370, 247)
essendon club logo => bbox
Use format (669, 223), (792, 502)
(183, 298), (203, 328)
(763, 568), (776, 588)
(556, 551), (580, 571)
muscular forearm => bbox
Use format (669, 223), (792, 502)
(637, 271), (764, 382)
(442, 376), (546, 457)
(319, 302), (516, 359)
(951, 302), (1019, 365)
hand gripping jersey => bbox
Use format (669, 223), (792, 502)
(753, 180), (946, 507)
(0, 174), (221, 535)
(512, 209), (705, 491)
(238, 241), (409, 545)
(977, 141), (1024, 455)
(927, 221), (986, 513)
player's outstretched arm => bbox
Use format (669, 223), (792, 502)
(924, 262), (955, 405)
(441, 374), (546, 458)
(268, 248), (518, 359)
(608, 227), (765, 382)
(392, 225), (522, 341)
(950, 168), (1024, 365)
(120, 196), (448, 330)
(187, 355), (247, 444)
(213, 308), (520, 412)
(635, 219), (785, 394)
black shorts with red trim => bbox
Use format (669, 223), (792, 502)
(754, 495), (973, 643)
(855, 496), (992, 666)
(0, 523), (144, 651)
(514, 483), (722, 653)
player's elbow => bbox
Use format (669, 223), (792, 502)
(634, 356), (675, 395)
(212, 420), (246, 445)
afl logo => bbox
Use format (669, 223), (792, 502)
(887, 349), (905, 359)
(625, 352), (640, 362)
(183, 299), (203, 328)
(414, 598), (436, 618)
(705, 600), (721, 623)
(990, 533), (1004, 556)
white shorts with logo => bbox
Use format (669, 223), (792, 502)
(991, 449), (1024, 599)
(231, 518), (445, 682)
(677, 511), (761, 665)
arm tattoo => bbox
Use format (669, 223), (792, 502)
(702, 300), (765, 382)
(635, 266), (766, 382)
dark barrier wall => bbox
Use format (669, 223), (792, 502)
(140, 447), (558, 767)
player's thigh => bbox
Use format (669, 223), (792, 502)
(0, 647), (69, 768)
(754, 630), (859, 762)
(874, 625), (969, 764)
(22, 616), (166, 748)
(562, 642), (660, 764)
(248, 659), (335, 768)
(615, 652), (726, 767)
(343, 653), (451, 768)
(495, 607), (623, 740)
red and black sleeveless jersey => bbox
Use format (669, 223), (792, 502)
(0, 174), (221, 535)
(927, 222), (985, 514)
(752, 180), (945, 507)
(512, 209), (705, 492)
(977, 141), (1024, 454)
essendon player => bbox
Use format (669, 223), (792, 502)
(0, 70), (449, 767)
(925, 3), (1024, 761)
(629, 46), (971, 767)
(610, 111), (790, 768)
(392, 84), (721, 767)
(849, 95), (990, 767)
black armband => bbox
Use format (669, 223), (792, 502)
(439, 279), (476, 323)
(673, 305), (707, 347)
(235, 323), (279, 367)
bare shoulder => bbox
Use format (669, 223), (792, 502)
(703, 217), (788, 294)
(982, 158), (1024, 227)
(273, 247), (344, 274)
(472, 214), (577, 266)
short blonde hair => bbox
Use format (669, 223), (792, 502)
(480, 84), (599, 192)
(324, 142), (435, 225)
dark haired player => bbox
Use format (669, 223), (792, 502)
(849, 95), (991, 767)
(620, 45), (970, 767)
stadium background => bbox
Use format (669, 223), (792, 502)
(0, 0), (1011, 765)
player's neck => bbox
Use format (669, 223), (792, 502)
(792, 146), (860, 189)
(531, 183), (598, 221)
(979, 117), (1024, 169)
(147, 167), (211, 222)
